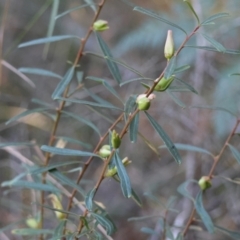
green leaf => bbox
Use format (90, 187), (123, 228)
(175, 78), (198, 94)
(165, 143), (213, 157)
(5, 107), (50, 125)
(18, 35), (78, 48)
(185, 45), (240, 54)
(50, 169), (85, 196)
(41, 145), (100, 157)
(52, 220), (67, 240)
(190, 105), (237, 117)
(85, 188), (96, 211)
(0, 219), (26, 234)
(145, 112), (182, 164)
(95, 32), (122, 84)
(140, 227), (158, 235)
(86, 76), (122, 102)
(120, 77), (153, 87)
(131, 188), (142, 207)
(76, 71), (83, 84)
(195, 191), (214, 233)
(114, 152), (132, 198)
(55, 3), (94, 19)
(201, 12), (229, 25)
(85, 51), (145, 77)
(12, 228), (53, 236)
(29, 161), (81, 175)
(124, 95), (137, 122)
(229, 73), (240, 77)
(91, 212), (115, 235)
(215, 225), (240, 239)
(2, 180), (61, 193)
(184, 0), (200, 24)
(201, 33), (225, 52)
(177, 180), (197, 202)
(56, 136), (92, 149)
(167, 90), (186, 108)
(228, 144), (240, 164)
(62, 111), (101, 138)
(84, 0), (96, 12)
(0, 142), (34, 148)
(57, 97), (123, 111)
(52, 66), (75, 99)
(31, 98), (54, 108)
(174, 65), (190, 74)
(43, 0), (59, 58)
(18, 67), (62, 79)
(164, 57), (176, 79)
(129, 112), (139, 143)
(133, 7), (187, 35)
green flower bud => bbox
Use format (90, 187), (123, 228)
(154, 75), (175, 92)
(136, 95), (151, 111)
(164, 30), (175, 60)
(93, 20), (109, 32)
(104, 157), (132, 177)
(26, 218), (40, 229)
(111, 130), (121, 149)
(198, 176), (212, 191)
(48, 194), (66, 219)
(99, 145), (111, 158)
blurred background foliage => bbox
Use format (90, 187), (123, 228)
(1, 0), (240, 239)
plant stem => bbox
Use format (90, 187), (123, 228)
(182, 118), (240, 236)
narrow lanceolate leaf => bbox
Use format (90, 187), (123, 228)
(184, 45), (240, 54)
(0, 142), (34, 148)
(84, 0), (96, 12)
(58, 97), (123, 111)
(1, 180), (61, 193)
(177, 180), (197, 202)
(55, 3), (93, 20)
(12, 228), (53, 236)
(134, 7), (187, 34)
(164, 57), (176, 79)
(18, 35), (78, 48)
(175, 78), (198, 94)
(85, 188), (96, 211)
(141, 227), (158, 235)
(95, 32), (122, 84)
(230, 73), (240, 76)
(195, 191), (215, 233)
(50, 169), (85, 196)
(145, 112), (181, 164)
(41, 145), (100, 158)
(215, 225), (240, 239)
(5, 107), (50, 125)
(62, 111), (101, 138)
(201, 12), (229, 25)
(228, 144), (240, 164)
(174, 65), (190, 74)
(124, 95), (137, 122)
(173, 143), (213, 156)
(52, 220), (67, 239)
(91, 213), (115, 235)
(56, 136), (92, 149)
(167, 90), (186, 108)
(86, 76), (122, 102)
(114, 152), (132, 198)
(184, 0), (200, 24)
(129, 112), (139, 143)
(52, 66), (75, 99)
(120, 77), (153, 87)
(29, 161), (81, 175)
(201, 33), (225, 52)
(19, 68), (62, 79)
(131, 188), (142, 207)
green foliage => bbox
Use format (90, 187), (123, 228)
(2, 1), (240, 239)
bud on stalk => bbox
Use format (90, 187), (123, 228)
(93, 20), (109, 32)
(164, 30), (175, 60)
(198, 176), (212, 191)
(111, 130), (121, 149)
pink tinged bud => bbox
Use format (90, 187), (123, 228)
(164, 30), (175, 60)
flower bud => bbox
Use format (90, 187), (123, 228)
(99, 145), (111, 158)
(26, 217), (40, 229)
(198, 176), (212, 191)
(93, 20), (109, 32)
(154, 75), (175, 92)
(111, 130), (121, 149)
(164, 30), (175, 60)
(48, 194), (66, 219)
(136, 95), (151, 111)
